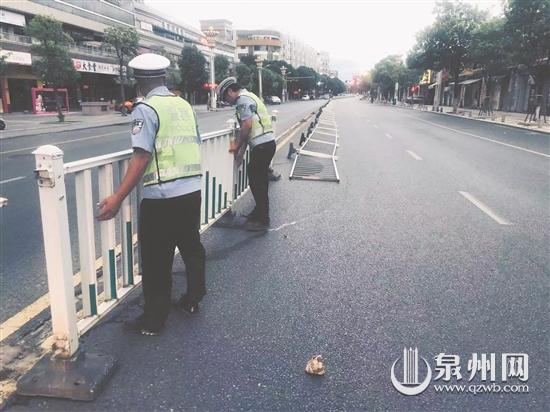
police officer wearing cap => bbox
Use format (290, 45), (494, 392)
(97, 53), (206, 336)
(217, 77), (276, 231)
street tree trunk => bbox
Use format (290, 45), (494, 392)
(54, 87), (64, 122)
(119, 61), (127, 117)
(452, 66), (460, 113)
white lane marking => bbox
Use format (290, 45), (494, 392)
(384, 133), (393, 139)
(0, 176), (25, 185)
(459, 191), (513, 225)
(414, 117), (550, 158)
(406, 150), (423, 160)
(270, 221), (297, 232)
(0, 131), (124, 155)
(373, 124), (379, 129)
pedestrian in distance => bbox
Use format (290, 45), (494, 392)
(97, 53), (206, 336)
(216, 77), (276, 231)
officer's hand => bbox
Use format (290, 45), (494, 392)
(96, 195), (122, 221)
(234, 145), (246, 166)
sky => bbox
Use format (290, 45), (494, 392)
(144, 0), (504, 81)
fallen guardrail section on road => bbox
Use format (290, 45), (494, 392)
(15, 116), (268, 401)
(289, 104), (340, 182)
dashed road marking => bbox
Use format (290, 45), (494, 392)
(414, 117), (550, 158)
(459, 191), (513, 225)
(373, 124), (379, 129)
(0, 176), (25, 185)
(406, 150), (423, 160)
(384, 133), (393, 139)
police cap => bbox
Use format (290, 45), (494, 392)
(129, 53), (170, 78)
(216, 76), (238, 99)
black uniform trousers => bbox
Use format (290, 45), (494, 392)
(247, 140), (276, 223)
(139, 190), (205, 327)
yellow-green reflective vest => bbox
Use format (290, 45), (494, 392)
(236, 91), (273, 141)
(140, 95), (202, 187)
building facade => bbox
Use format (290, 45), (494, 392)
(235, 28), (326, 73)
(0, 0), (236, 113)
(281, 34), (318, 70)
(317, 51), (330, 76)
(236, 29), (282, 62)
(0, 0), (134, 113)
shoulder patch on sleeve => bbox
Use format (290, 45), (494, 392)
(131, 119), (144, 135)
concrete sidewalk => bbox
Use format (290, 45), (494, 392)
(380, 101), (550, 134)
(0, 105), (233, 140)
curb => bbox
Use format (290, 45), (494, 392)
(383, 103), (550, 135)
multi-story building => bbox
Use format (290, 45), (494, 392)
(317, 51), (330, 76)
(0, 0), (236, 113)
(0, 0), (134, 112)
(235, 28), (325, 73)
(236, 29), (282, 62)
(281, 34), (318, 70)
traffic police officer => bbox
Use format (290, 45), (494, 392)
(217, 77), (276, 231)
(97, 53), (206, 336)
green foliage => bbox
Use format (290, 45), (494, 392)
(179, 46), (208, 96)
(504, 0), (550, 69)
(26, 15), (79, 121)
(214, 55), (231, 83)
(235, 63), (254, 90)
(260, 68), (283, 96)
(327, 76), (346, 95)
(104, 26), (139, 65)
(407, 1), (486, 72)
(26, 15), (79, 89)
(104, 26), (138, 106)
(471, 18), (512, 76)
(372, 55), (406, 95)
(294, 66), (318, 94)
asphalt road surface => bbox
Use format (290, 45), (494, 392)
(8, 98), (548, 411)
(0, 100), (323, 323)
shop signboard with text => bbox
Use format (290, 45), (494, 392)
(72, 59), (120, 76)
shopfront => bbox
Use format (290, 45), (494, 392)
(0, 50), (38, 113)
(72, 58), (120, 105)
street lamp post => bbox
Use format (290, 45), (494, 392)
(280, 65), (287, 103)
(255, 56), (264, 100)
(204, 26), (219, 110)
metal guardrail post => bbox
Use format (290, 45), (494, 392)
(18, 145), (117, 401)
(31, 145), (79, 357)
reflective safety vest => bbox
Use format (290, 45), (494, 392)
(236, 91), (273, 141)
(139, 95), (202, 187)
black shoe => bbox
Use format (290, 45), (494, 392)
(124, 314), (162, 336)
(176, 295), (200, 314)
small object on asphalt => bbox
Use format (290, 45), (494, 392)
(299, 132), (306, 146)
(0, 197), (8, 208)
(287, 143), (297, 159)
(305, 355), (325, 376)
